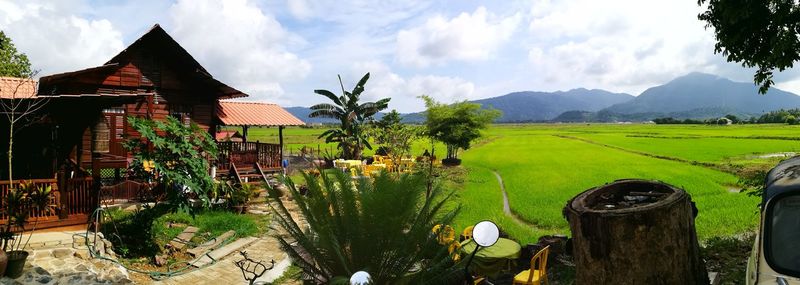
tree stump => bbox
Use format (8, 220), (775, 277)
(563, 179), (708, 285)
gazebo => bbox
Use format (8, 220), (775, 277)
(214, 101), (304, 181)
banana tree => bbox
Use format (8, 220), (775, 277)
(309, 73), (390, 159)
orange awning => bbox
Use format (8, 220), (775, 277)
(217, 101), (305, 126)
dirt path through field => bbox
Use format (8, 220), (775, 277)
(491, 170), (539, 229)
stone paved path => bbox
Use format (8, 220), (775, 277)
(0, 193), (305, 285)
(0, 247), (132, 285)
(138, 197), (304, 285)
(146, 237), (289, 285)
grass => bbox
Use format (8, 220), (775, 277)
(568, 133), (800, 164)
(456, 133), (759, 241)
(102, 205), (267, 258)
(257, 123), (788, 245)
(271, 265), (303, 285)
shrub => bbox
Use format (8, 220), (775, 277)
(123, 116), (217, 214)
(269, 171), (462, 284)
(786, 115), (798, 125)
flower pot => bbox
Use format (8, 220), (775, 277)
(233, 205), (248, 214)
(0, 250), (7, 277)
(5, 250), (28, 278)
(441, 158), (461, 166)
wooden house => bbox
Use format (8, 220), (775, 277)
(0, 24), (304, 229)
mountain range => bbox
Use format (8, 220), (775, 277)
(286, 72), (800, 123)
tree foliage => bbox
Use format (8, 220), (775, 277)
(0, 31), (32, 77)
(269, 171), (461, 284)
(698, 0), (800, 93)
(420, 96), (501, 160)
(123, 116), (217, 214)
(309, 73), (390, 159)
(370, 109), (420, 159)
(754, 108), (800, 124)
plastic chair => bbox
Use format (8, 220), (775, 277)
(512, 245), (550, 285)
(462, 226), (474, 240)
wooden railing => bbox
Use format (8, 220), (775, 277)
(214, 141), (281, 170)
(0, 178), (95, 226)
(0, 179), (61, 223)
(65, 178), (94, 216)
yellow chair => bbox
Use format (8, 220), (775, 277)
(383, 159), (396, 173)
(462, 225), (474, 240)
(513, 245), (550, 285)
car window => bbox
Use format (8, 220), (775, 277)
(770, 195), (800, 274)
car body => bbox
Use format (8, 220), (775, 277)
(747, 157), (800, 285)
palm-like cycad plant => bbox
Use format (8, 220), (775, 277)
(309, 73), (390, 159)
(269, 171), (462, 284)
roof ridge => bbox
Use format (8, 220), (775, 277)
(220, 100), (277, 105)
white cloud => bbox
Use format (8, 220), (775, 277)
(169, 0), (311, 104)
(523, 0), (739, 94)
(397, 7), (521, 67)
(348, 61), (475, 110)
(287, 0), (313, 20)
(408, 75), (475, 102)
(0, 1), (124, 75)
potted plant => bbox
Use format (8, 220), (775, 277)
(1, 181), (54, 278)
(229, 183), (255, 214)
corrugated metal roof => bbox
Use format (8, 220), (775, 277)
(0, 77), (37, 99)
(217, 101), (305, 126)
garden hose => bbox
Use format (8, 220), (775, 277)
(71, 207), (238, 280)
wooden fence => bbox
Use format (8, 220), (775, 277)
(0, 178), (95, 228)
(215, 141), (281, 170)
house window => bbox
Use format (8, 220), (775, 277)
(169, 104), (192, 126)
(102, 107), (125, 114)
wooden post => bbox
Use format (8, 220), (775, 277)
(91, 154), (101, 210)
(56, 169), (69, 219)
(242, 125), (249, 143)
(279, 126), (284, 173)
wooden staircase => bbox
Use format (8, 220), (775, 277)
(216, 162), (273, 186)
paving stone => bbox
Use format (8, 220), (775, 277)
(187, 230), (235, 257)
(52, 248), (73, 258)
(50, 259), (65, 267)
(190, 237), (258, 268)
(34, 274), (52, 284)
(169, 226), (199, 249)
(74, 249), (91, 260)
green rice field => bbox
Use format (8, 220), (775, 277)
(243, 124), (800, 243)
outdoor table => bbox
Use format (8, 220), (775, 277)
(460, 238), (522, 278)
(344, 160), (362, 168)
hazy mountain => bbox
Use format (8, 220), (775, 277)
(285, 107), (336, 124)
(553, 107), (758, 123)
(471, 89), (634, 122)
(285, 106), (385, 124)
(290, 72), (800, 124)
(603, 72), (800, 115)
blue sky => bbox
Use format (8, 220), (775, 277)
(1, 0), (797, 112)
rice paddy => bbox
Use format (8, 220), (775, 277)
(452, 124), (800, 244)
(245, 124), (800, 243)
